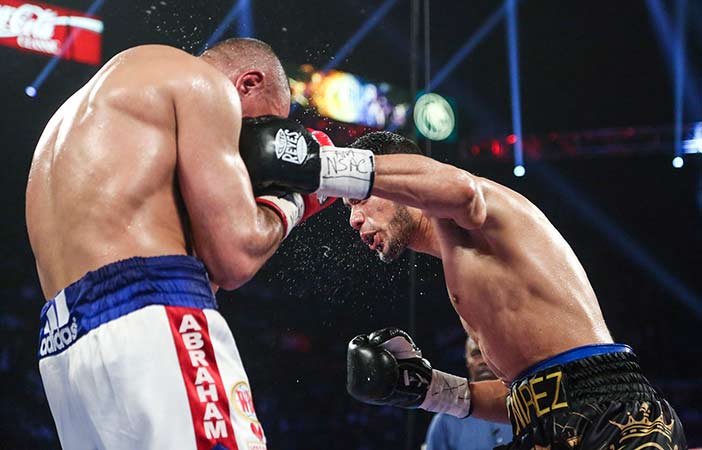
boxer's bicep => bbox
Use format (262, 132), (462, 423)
(174, 75), (273, 288)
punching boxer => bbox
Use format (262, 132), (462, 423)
(26, 38), (374, 450)
(336, 131), (687, 449)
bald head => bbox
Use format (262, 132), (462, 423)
(200, 37), (290, 117)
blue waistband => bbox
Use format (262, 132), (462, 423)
(512, 343), (634, 384)
(38, 255), (217, 359)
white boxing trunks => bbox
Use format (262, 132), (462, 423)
(38, 255), (267, 450)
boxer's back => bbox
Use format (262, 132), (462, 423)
(27, 45), (199, 299)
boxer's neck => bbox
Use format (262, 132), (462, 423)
(408, 214), (440, 258)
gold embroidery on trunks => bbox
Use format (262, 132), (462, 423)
(507, 393), (528, 435)
(546, 371), (568, 410)
(608, 402), (675, 448)
(508, 368), (570, 433)
(529, 376), (550, 417)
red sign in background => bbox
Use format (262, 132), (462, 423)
(0, 0), (102, 65)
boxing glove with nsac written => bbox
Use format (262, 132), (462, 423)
(239, 115), (374, 200)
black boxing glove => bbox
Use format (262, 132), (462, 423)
(239, 115), (374, 199)
(346, 327), (472, 417)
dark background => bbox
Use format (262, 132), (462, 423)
(1, 0), (701, 449)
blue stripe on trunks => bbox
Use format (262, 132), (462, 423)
(512, 343), (634, 385)
(38, 255), (216, 359)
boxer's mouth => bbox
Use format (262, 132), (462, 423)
(361, 231), (380, 251)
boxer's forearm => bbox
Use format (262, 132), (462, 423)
(244, 205), (285, 262)
(372, 154), (486, 229)
(468, 380), (510, 423)
(203, 205), (283, 290)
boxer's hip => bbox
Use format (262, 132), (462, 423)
(504, 345), (686, 449)
(38, 254), (216, 359)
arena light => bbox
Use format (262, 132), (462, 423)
(533, 163), (701, 318)
(413, 93), (455, 141)
(323, 0), (399, 72)
(645, 0), (702, 118)
(290, 66), (409, 129)
(398, 0), (517, 134)
(683, 122), (702, 154)
(236, 0), (254, 37)
(26, 0), (106, 97)
(289, 0), (398, 115)
(672, 156), (684, 168)
(513, 165), (525, 177)
(311, 71), (363, 124)
(506, 0), (524, 174)
(199, 0), (246, 53)
(673, 0), (685, 162)
(369, 16), (500, 129)
(429, 0), (513, 91)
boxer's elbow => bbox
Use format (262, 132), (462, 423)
(207, 254), (258, 290)
(217, 271), (255, 291)
(466, 179), (487, 228)
(199, 241), (260, 290)
(451, 173), (486, 229)
(231, 253), (264, 287)
(210, 227), (279, 289)
(209, 273), (243, 291)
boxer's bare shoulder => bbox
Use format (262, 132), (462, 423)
(26, 44), (241, 299)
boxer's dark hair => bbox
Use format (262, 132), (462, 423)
(349, 131), (423, 156)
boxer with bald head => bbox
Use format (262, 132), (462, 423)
(26, 38), (339, 450)
(199, 38), (290, 119)
(341, 131), (686, 449)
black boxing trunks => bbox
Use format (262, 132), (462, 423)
(499, 344), (687, 450)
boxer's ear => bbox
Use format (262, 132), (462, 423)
(236, 70), (264, 96)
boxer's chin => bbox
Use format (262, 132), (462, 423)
(377, 204), (414, 263)
(377, 237), (406, 263)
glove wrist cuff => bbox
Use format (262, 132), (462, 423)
(317, 147), (375, 199)
(256, 194), (304, 239)
(419, 370), (472, 418)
